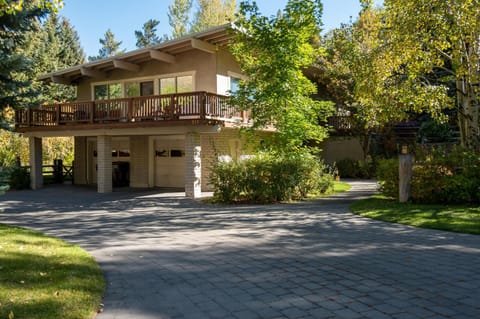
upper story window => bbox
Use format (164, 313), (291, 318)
(94, 83), (122, 100)
(230, 77), (240, 94)
(92, 72), (195, 100)
(126, 81), (154, 97)
(159, 75), (193, 94)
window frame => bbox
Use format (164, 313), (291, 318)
(91, 71), (196, 100)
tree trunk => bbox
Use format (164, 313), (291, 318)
(456, 77), (479, 150)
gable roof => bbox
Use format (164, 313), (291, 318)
(39, 24), (233, 85)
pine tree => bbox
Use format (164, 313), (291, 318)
(0, 0), (49, 123)
(190, 0), (236, 33)
(135, 19), (162, 48)
(168, 0), (192, 38)
(88, 29), (125, 61)
(33, 15), (85, 102)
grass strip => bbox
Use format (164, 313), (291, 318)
(0, 224), (105, 319)
(350, 195), (480, 235)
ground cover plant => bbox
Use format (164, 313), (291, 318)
(0, 224), (105, 319)
(350, 196), (480, 235)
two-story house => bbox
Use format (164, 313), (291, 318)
(15, 24), (254, 198)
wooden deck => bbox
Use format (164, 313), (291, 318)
(15, 91), (248, 131)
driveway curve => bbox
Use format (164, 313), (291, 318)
(1, 181), (479, 319)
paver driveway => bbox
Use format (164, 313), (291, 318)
(1, 181), (479, 319)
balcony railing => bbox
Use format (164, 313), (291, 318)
(16, 91), (248, 129)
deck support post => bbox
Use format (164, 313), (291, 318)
(97, 135), (112, 193)
(185, 132), (202, 198)
(29, 137), (43, 190)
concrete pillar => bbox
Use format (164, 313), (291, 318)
(74, 136), (87, 185)
(185, 132), (202, 198)
(97, 135), (112, 193)
(29, 137), (43, 190)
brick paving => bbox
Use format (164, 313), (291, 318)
(1, 181), (479, 319)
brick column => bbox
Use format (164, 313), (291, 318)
(29, 137), (43, 190)
(185, 132), (202, 198)
(97, 135), (112, 193)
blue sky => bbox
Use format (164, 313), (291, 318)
(60, 0), (383, 58)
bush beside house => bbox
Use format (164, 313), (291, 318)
(210, 152), (333, 203)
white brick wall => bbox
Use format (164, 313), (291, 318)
(185, 132), (202, 198)
(97, 135), (112, 193)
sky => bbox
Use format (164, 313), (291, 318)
(59, 0), (383, 58)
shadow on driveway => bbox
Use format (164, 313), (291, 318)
(1, 181), (479, 319)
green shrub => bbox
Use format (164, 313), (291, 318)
(336, 158), (375, 178)
(210, 152), (333, 203)
(376, 146), (480, 204)
(411, 146), (480, 204)
(8, 167), (30, 190)
(376, 159), (399, 199)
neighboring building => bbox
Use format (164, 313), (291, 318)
(15, 25), (255, 198)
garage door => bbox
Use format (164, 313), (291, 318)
(154, 138), (185, 188)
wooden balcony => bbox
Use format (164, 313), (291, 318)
(15, 91), (249, 132)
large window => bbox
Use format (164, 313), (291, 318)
(126, 81), (154, 97)
(94, 83), (122, 100)
(93, 73), (194, 100)
(159, 75), (193, 94)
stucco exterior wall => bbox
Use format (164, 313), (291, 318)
(75, 50), (219, 99)
(320, 136), (365, 164)
(216, 47), (243, 77)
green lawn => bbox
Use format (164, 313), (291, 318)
(0, 224), (105, 319)
(332, 181), (351, 193)
(350, 196), (480, 235)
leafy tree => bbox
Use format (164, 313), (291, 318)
(168, 0), (192, 38)
(384, 0), (480, 149)
(318, 4), (388, 158)
(353, 0), (480, 149)
(0, 108), (73, 167)
(231, 0), (334, 153)
(88, 29), (125, 61)
(0, 0), (61, 16)
(135, 19), (162, 48)
(191, 0), (236, 33)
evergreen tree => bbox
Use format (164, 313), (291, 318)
(0, 0), (49, 124)
(88, 29), (125, 61)
(168, 0), (192, 38)
(23, 14), (85, 103)
(191, 0), (236, 33)
(135, 19), (162, 48)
